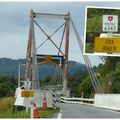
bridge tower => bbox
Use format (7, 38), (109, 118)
(25, 10), (70, 96)
(14, 10), (104, 110)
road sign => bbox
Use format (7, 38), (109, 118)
(24, 81), (31, 90)
(37, 54), (65, 68)
(102, 15), (118, 32)
(95, 37), (120, 53)
(21, 90), (34, 97)
(44, 55), (52, 61)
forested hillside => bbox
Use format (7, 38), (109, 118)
(0, 58), (87, 80)
(0, 58), (88, 97)
(1, 56), (120, 98)
(79, 56), (120, 98)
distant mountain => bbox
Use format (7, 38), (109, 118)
(0, 58), (25, 77)
(0, 58), (87, 80)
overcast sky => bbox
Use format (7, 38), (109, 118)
(0, 1), (120, 66)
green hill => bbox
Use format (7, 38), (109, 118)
(0, 58), (88, 97)
(0, 58), (87, 80)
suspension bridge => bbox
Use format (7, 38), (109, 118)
(23, 10), (103, 94)
(14, 10), (120, 118)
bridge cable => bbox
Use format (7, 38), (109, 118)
(34, 20), (65, 55)
(72, 17), (103, 93)
(58, 66), (61, 85)
(58, 66), (61, 84)
(35, 21), (65, 50)
(70, 16), (103, 93)
(71, 19), (101, 93)
(58, 23), (67, 55)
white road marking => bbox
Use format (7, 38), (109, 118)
(57, 109), (62, 118)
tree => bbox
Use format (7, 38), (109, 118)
(0, 76), (17, 97)
(68, 72), (87, 97)
(78, 77), (94, 98)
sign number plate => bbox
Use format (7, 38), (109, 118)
(102, 15), (118, 32)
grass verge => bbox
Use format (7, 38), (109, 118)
(0, 97), (59, 118)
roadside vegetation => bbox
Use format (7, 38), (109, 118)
(0, 97), (59, 118)
(0, 76), (17, 97)
(78, 56), (120, 98)
(0, 76), (59, 118)
(0, 56), (120, 108)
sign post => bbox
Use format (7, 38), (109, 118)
(21, 81), (34, 112)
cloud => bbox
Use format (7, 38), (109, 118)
(0, 1), (118, 66)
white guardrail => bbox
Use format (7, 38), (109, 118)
(60, 97), (94, 105)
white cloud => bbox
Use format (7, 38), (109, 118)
(0, 1), (119, 66)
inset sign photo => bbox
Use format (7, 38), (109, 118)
(84, 6), (120, 56)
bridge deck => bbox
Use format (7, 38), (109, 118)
(41, 85), (63, 90)
(58, 103), (120, 118)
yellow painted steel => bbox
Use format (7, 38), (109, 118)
(38, 61), (63, 70)
(44, 55), (52, 61)
(95, 37), (120, 53)
(21, 90), (34, 97)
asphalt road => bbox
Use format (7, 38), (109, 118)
(58, 103), (120, 118)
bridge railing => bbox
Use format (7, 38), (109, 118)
(60, 97), (94, 105)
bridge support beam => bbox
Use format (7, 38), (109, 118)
(25, 10), (70, 94)
(25, 10), (39, 89)
(63, 12), (70, 96)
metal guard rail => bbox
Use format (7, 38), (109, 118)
(60, 97), (94, 105)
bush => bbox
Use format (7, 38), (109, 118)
(0, 76), (17, 97)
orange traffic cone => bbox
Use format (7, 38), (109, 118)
(31, 101), (40, 118)
(31, 101), (36, 107)
(42, 93), (48, 110)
